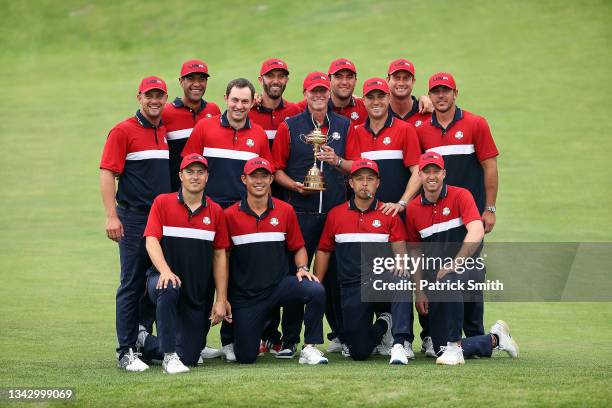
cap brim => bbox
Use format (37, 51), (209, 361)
(140, 86), (167, 94)
(305, 83), (330, 92)
(428, 82), (455, 91)
(181, 70), (210, 78)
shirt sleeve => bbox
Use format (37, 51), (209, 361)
(208, 102), (222, 116)
(99, 126), (127, 174)
(402, 123), (421, 167)
(404, 205), (422, 242)
(181, 120), (205, 157)
(317, 210), (336, 252)
(143, 197), (163, 240)
(458, 189), (482, 224)
(285, 205), (305, 251)
(295, 99), (307, 112)
(473, 116), (499, 162)
(271, 121), (291, 170)
(344, 126), (361, 160)
(213, 206), (231, 249)
(389, 214), (408, 242)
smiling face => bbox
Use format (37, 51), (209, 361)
(180, 73), (208, 103)
(304, 86), (330, 112)
(428, 85), (458, 113)
(179, 162), (208, 194)
(137, 89), (167, 121)
(387, 70), (415, 99)
(242, 169), (273, 198)
(364, 90), (390, 121)
(260, 69), (288, 100)
(330, 69), (356, 100)
(224, 86), (254, 124)
(349, 168), (380, 200)
(419, 164), (446, 194)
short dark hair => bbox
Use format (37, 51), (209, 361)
(225, 78), (255, 99)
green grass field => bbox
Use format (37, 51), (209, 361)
(1, 0), (611, 406)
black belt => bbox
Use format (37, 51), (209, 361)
(116, 203), (150, 213)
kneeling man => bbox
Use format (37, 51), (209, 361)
(224, 157), (328, 365)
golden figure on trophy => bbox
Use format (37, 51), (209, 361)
(299, 124), (332, 191)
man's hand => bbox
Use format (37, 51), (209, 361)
(380, 202), (404, 216)
(416, 292), (429, 315)
(297, 268), (320, 283)
(436, 265), (455, 281)
(156, 271), (182, 289)
(253, 92), (262, 108)
(224, 301), (233, 323)
(106, 215), (124, 242)
(209, 300), (227, 326)
(316, 145), (339, 166)
(482, 211), (496, 233)
(293, 181), (314, 196)
(418, 95), (434, 114)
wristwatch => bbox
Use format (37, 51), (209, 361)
(296, 265), (309, 273)
(486, 205), (496, 214)
(336, 157), (343, 168)
(398, 200), (407, 208)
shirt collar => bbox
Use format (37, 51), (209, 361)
(239, 194), (274, 219)
(257, 98), (286, 113)
(388, 95), (419, 120)
(420, 183), (448, 205)
(364, 113), (394, 137)
(220, 110), (252, 129)
(135, 110), (161, 128)
(348, 198), (379, 213)
(177, 188), (208, 216)
(305, 108), (330, 128)
(172, 97), (208, 114)
(328, 96), (356, 110)
(431, 106), (463, 132)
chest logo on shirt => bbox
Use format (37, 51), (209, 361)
(206, 113), (212, 118)
(415, 120), (422, 127)
(203, 217), (211, 225)
(455, 131), (464, 140)
(382, 136), (391, 145)
(246, 138), (255, 147)
(331, 132), (341, 140)
(270, 217), (279, 226)
(372, 219), (381, 228)
(442, 207), (451, 216)
(351, 112), (359, 121)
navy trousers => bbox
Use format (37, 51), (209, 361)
(140, 272), (208, 366)
(115, 206), (152, 358)
(340, 285), (411, 360)
(462, 265), (485, 337)
(233, 276), (325, 364)
(427, 273), (492, 358)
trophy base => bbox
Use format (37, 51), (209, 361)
(302, 185), (326, 192)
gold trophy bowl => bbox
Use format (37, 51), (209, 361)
(299, 126), (331, 191)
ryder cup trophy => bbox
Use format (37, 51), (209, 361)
(299, 125), (332, 191)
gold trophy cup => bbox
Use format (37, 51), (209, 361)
(299, 125), (332, 191)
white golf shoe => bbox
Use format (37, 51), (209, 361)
(327, 337), (343, 353)
(298, 345), (329, 365)
(389, 343), (409, 365)
(490, 320), (519, 358)
(221, 343), (236, 362)
(200, 346), (223, 359)
(162, 353), (190, 374)
(404, 342), (416, 360)
(436, 342), (465, 365)
(421, 336), (436, 357)
(117, 348), (149, 372)
(378, 312), (394, 351)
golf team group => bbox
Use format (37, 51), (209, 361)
(99, 57), (519, 374)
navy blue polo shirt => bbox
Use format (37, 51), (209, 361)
(181, 111), (272, 207)
(144, 190), (229, 309)
(224, 196), (305, 306)
(416, 107), (498, 212)
(318, 199), (408, 285)
(346, 114), (420, 203)
(100, 111), (171, 209)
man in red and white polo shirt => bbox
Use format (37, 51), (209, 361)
(138, 154), (231, 374)
(99, 76), (171, 371)
(386, 58), (433, 126)
(162, 59), (221, 192)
